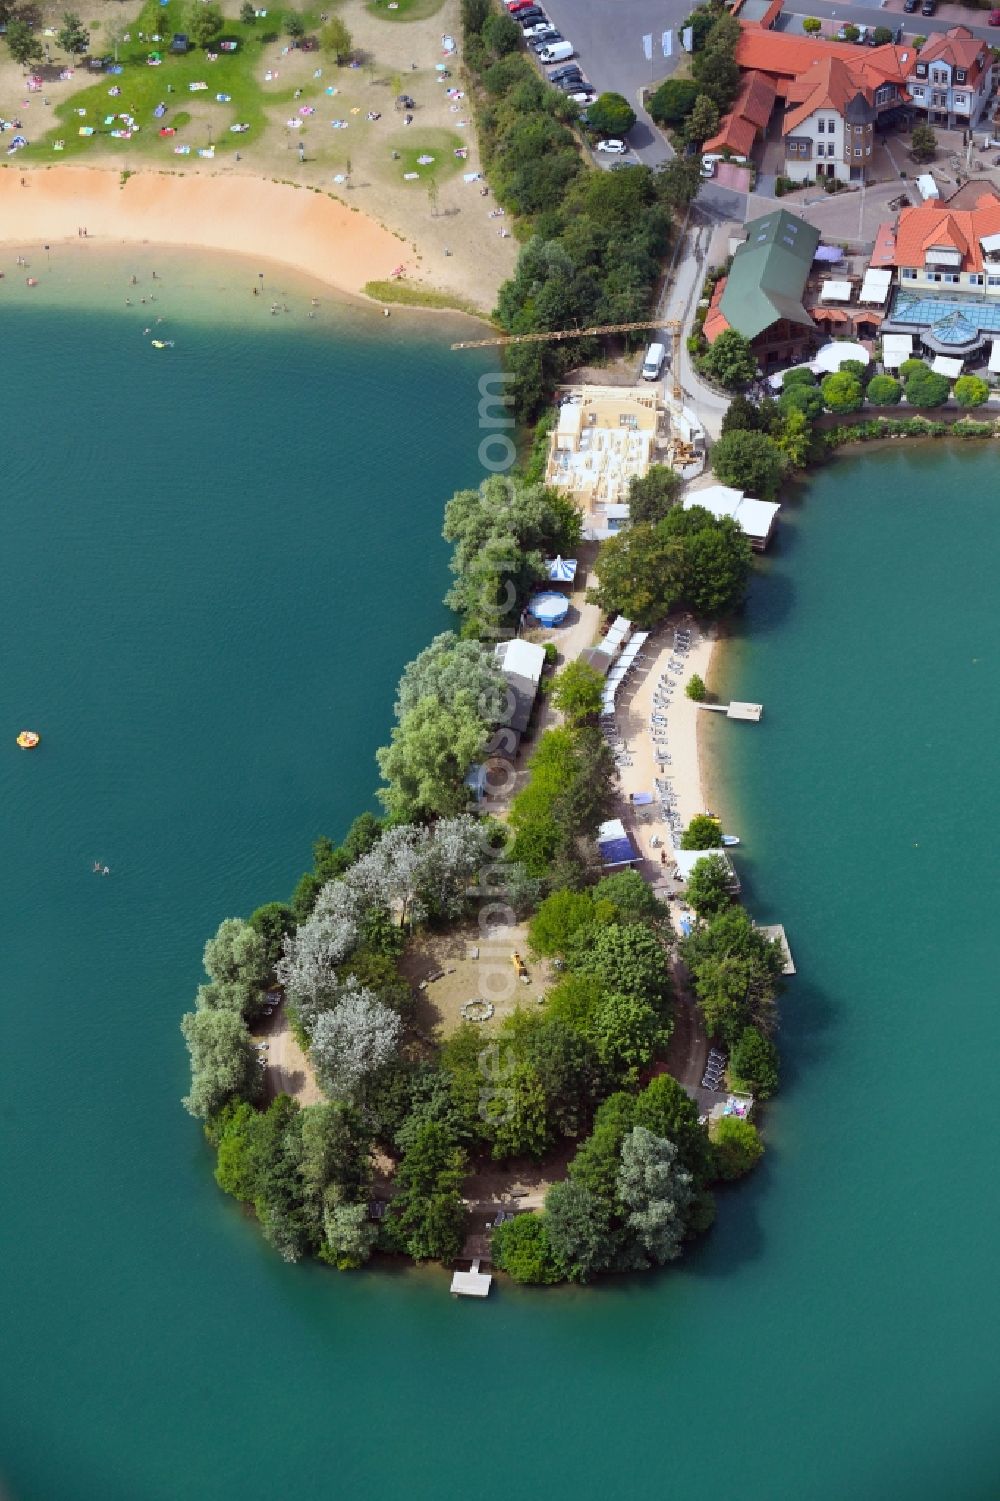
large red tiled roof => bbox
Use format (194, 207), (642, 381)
(871, 221), (897, 268)
(891, 196), (1000, 273)
(917, 25), (987, 77)
(735, 28), (911, 93)
(703, 277), (731, 345)
(703, 113), (758, 157)
(783, 55), (868, 134)
(703, 69), (776, 157)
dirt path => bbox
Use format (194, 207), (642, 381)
(257, 1004), (323, 1106)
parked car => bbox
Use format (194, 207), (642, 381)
(549, 62), (582, 80)
(556, 75), (587, 91)
(597, 138), (628, 154)
(903, 0), (918, 10)
(921, 0), (936, 14)
(567, 90), (597, 105)
(517, 8), (547, 25)
(529, 31), (562, 48)
(523, 21), (556, 37)
(990, 6), (1000, 21)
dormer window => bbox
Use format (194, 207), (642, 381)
(956, 69), (966, 84)
(915, 62), (927, 78)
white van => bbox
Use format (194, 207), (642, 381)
(539, 40), (575, 63)
(642, 342), (665, 381)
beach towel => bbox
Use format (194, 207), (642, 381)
(198, 146), (214, 158)
(286, 118), (303, 128)
(154, 103), (166, 117)
(53, 140), (65, 150)
(78, 126), (94, 135)
(173, 143), (191, 154)
(403, 171), (419, 179)
(462, 171), (480, 181)
(416, 154), (435, 165)
(298, 105), (314, 115)
(189, 81), (208, 91)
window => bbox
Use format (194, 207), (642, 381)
(955, 95), (967, 108)
(866, 146), (871, 156)
(916, 62), (927, 79)
(988, 274), (1000, 286)
(926, 272), (941, 283)
(944, 273), (960, 284)
(911, 85), (924, 98)
(854, 147), (862, 158)
(817, 118), (825, 133)
(969, 274), (984, 286)
(854, 126), (863, 136)
(956, 69), (966, 83)
(902, 268), (917, 280)
(876, 85), (891, 104)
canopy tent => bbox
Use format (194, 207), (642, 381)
(811, 341), (870, 375)
(859, 268), (892, 306)
(882, 333), (913, 369)
(989, 340), (1000, 374)
(819, 280), (852, 303)
(596, 818), (640, 868)
(527, 591), (570, 627)
(546, 555), (578, 584)
(930, 355), (963, 379)
(814, 244), (845, 263)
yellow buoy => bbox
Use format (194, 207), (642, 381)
(16, 730), (40, 749)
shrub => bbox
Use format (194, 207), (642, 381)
(904, 365), (950, 409)
(802, 15), (821, 32)
(648, 77), (700, 126)
(953, 374), (989, 409)
(820, 372), (863, 414)
(729, 1025), (780, 1098)
(911, 123), (937, 163)
(686, 673), (707, 702)
(710, 429), (786, 500)
(492, 1212), (564, 1283)
(781, 366), (817, 389)
(866, 374), (901, 407)
(702, 329), (758, 390)
(587, 91), (637, 137)
(712, 1116), (764, 1179)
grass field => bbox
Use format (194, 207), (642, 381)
(383, 127), (465, 185)
(365, 0), (447, 22)
(24, 0), (325, 162)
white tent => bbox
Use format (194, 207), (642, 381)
(811, 341), (870, 374)
(931, 355), (963, 379)
(819, 280), (852, 303)
(859, 268), (891, 305)
(881, 334), (913, 370)
(988, 340), (1000, 374)
(546, 555), (578, 584)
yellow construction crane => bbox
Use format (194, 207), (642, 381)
(451, 319), (684, 402)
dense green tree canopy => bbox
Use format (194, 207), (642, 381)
(587, 92), (637, 137)
(627, 464), (681, 524)
(681, 814), (724, 850)
(866, 374), (901, 407)
(376, 699), (487, 820)
(649, 76), (700, 125)
(710, 429), (786, 500)
(685, 94), (720, 145)
(712, 1116), (764, 1178)
(730, 1025), (780, 1098)
(683, 853), (735, 918)
(589, 505), (752, 626)
(702, 330), (758, 390)
(549, 660), (605, 725)
(821, 372), (863, 414)
(491, 1212), (563, 1283)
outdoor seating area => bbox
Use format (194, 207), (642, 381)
(600, 627), (651, 720)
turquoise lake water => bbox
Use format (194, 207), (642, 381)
(2, 266), (997, 1499)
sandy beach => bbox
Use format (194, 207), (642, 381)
(0, 167), (406, 298)
(605, 620), (719, 875)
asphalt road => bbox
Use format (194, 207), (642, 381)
(781, 2), (1000, 41)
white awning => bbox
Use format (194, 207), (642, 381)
(931, 355), (963, 379)
(820, 279), (852, 303)
(882, 333), (913, 369)
(988, 340), (1000, 373)
(859, 268), (892, 305)
(925, 248), (961, 267)
(981, 232), (1000, 256)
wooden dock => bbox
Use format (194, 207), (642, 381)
(698, 701), (763, 722)
(760, 924), (796, 976)
(450, 1258), (492, 1298)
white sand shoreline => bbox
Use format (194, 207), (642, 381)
(0, 166), (408, 301)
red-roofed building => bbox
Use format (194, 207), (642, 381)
(884, 194), (1000, 291)
(729, 28), (910, 184)
(703, 71), (777, 159)
(905, 27), (993, 129)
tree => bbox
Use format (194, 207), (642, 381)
(721, 393), (767, 434)
(683, 853), (735, 919)
(57, 12), (90, 57)
(550, 660), (604, 725)
(904, 363), (950, 409)
(483, 1061), (550, 1159)
(249, 902), (295, 971)
(285, 11), (305, 40)
(593, 868), (665, 925)
(587, 991), (665, 1074)
(6, 19), (44, 68)
(911, 122), (937, 163)
(712, 1116), (764, 1179)
(482, 10), (521, 56)
(587, 91), (636, 137)
(821, 372), (863, 413)
(627, 464), (681, 524)
(686, 673), (707, 702)
(188, 1), (224, 47)
(634, 1072), (713, 1183)
(376, 698), (486, 820)
(299, 1099), (371, 1205)
(391, 1120), (467, 1261)
(240, 0), (256, 22)
(649, 76), (700, 126)
(954, 374), (989, 409)
(681, 906), (784, 1042)
(774, 407), (812, 471)
(181, 1007), (258, 1119)
(685, 93), (720, 145)
(710, 429), (786, 500)
(396, 631), (504, 724)
(521, 1017), (602, 1136)
(528, 888), (596, 956)
(617, 1127), (693, 1266)
(321, 1198), (377, 1269)
(664, 505), (753, 617)
(802, 16), (821, 32)
(544, 1178), (612, 1281)
(588, 521), (685, 627)
(320, 15), (352, 61)
(702, 329), (758, 390)
(310, 987), (403, 1100)
(778, 382), (824, 422)
(840, 23), (859, 42)
(729, 1025), (780, 1098)
(571, 922), (672, 1012)
(691, 46), (740, 112)
(491, 1212), (563, 1283)
(781, 366), (817, 389)
(866, 374), (901, 407)
(681, 814), (723, 850)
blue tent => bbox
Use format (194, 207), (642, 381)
(546, 555), (578, 584)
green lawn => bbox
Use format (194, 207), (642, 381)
(24, 1), (324, 162)
(365, 0), (447, 23)
(382, 128), (466, 185)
